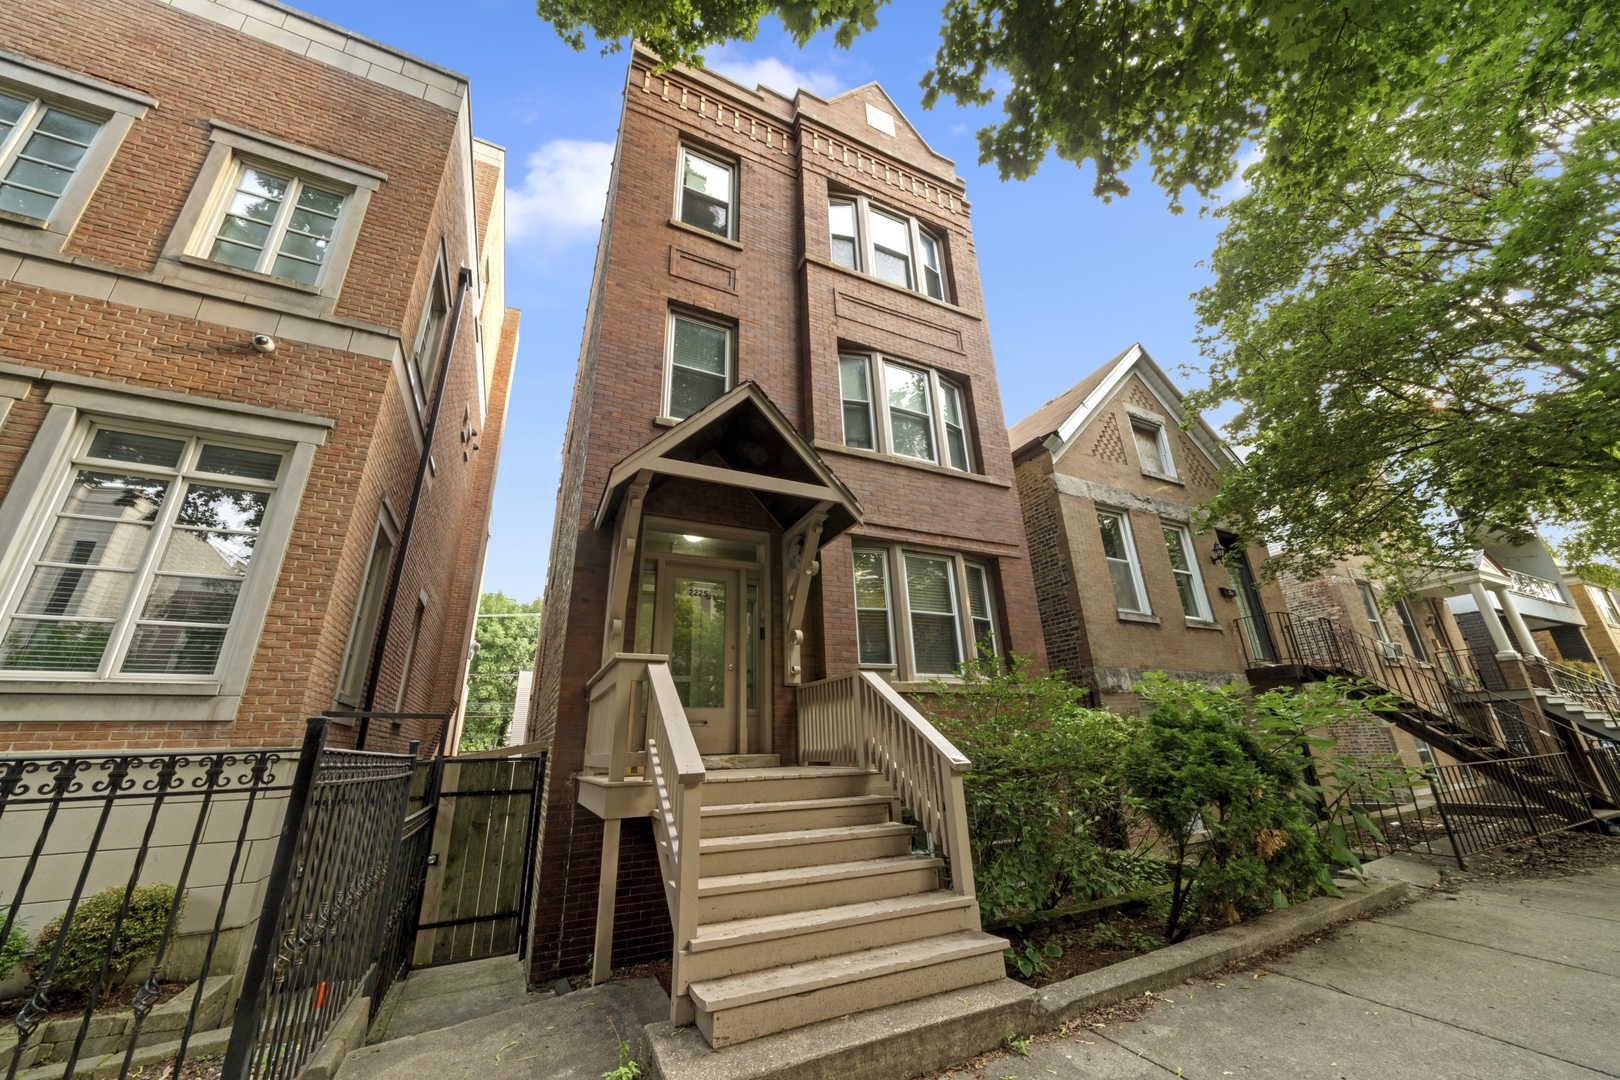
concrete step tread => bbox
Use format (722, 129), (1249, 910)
(699, 854), (943, 896)
(689, 890), (976, 952)
(687, 930), (1007, 1012)
(700, 794), (894, 816)
(699, 822), (914, 853)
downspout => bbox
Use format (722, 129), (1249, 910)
(359, 266), (474, 748)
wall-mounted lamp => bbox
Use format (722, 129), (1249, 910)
(1209, 540), (1227, 563)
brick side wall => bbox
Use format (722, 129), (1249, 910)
(1014, 454), (1089, 683)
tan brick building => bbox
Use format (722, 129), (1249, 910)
(526, 51), (1040, 1035)
(0, 0), (516, 754)
(1008, 345), (1286, 713)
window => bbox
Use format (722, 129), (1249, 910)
(1131, 420), (1176, 478)
(335, 520), (395, 707)
(1591, 585), (1620, 629)
(1394, 599), (1429, 662)
(1162, 525), (1210, 620)
(964, 563), (997, 660)
(394, 594), (427, 710)
(840, 356), (876, 450)
(904, 554), (961, 675)
(0, 92), (103, 221)
(665, 313), (733, 420)
(852, 548), (894, 664)
(205, 164), (347, 285)
(825, 195), (947, 301)
(409, 259), (451, 415)
(0, 423), (285, 678)
(678, 147), (734, 238)
(838, 354), (973, 471)
(1357, 582), (1391, 643)
(1098, 510), (1148, 614)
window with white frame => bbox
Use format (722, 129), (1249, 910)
(409, 258), (451, 415)
(205, 163), (348, 285)
(1162, 524), (1210, 620)
(852, 548), (894, 664)
(1131, 419), (1176, 478)
(839, 354), (973, 471)
(665, 313), (733, 420)
(677, 147), (735, 239)
(0, 92), (103, 221)
(852, 545), (999, 680)
(1356, 582), (1391, 643)
(1591, 585), (1620, 629)
(334, 518), (395, 707)
(1097, 510), (1149, 614)
(825, 194), (947, 301)
(0, 423), (287, 678)
(1394, 599), (1429, 662)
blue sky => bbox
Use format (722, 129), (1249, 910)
(301, 0), (1234, 604)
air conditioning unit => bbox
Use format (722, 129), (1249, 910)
(1378, 640), (1405, 662)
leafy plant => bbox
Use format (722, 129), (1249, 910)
(1003, 1033), (1032, 1056)
(926, 656), (1162, 922)
(1, 921), (27, 983)
(1087, 923), (1126, 950)
(1003, 940), (1061, 978)
(602, 1040), (640, 1080)
(1128, 932), (1160, 954)
(29, 884), (184, 994)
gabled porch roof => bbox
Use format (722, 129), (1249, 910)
(593, 381), (863, 541)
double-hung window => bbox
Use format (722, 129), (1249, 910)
(839, 353), (973, 472)
(0, 423), (285, 678)
(1162, 524), (1210, 621)
(408, 259), (451, 416)
(1394, 599), (1429, 662)
(1098, 510), (1149, 614)
(825, 195), (947, 301)
(205, 164), (348, 285)
(677, 147), (735, 239)
(1591, 585), (1620, 629)
(665, 313), (733, 420)
(1357, 582), (1393, 644)
(0, 92), (103, 221)
(851, 545), (999, 680)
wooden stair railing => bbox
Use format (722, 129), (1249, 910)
(798, 670), (976, 901)
(643, 659), (706, 1024)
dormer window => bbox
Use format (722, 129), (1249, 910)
(825, 195), (948, 302)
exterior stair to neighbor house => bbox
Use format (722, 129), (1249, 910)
(681, 766), (1004, 1047)
(582, 655), (1005, 1049)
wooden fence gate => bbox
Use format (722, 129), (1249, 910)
(413, 753), (544, 965)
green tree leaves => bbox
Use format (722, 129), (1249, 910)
(461, 591), (542, 753)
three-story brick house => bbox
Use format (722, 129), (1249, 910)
(528, 51), (1041, 1044)
(0, 0), (517, 755)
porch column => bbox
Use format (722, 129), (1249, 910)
(1496, 587), (1545, 658)
(592, 818), (621, 986)
(1468, 582), (1518, 657)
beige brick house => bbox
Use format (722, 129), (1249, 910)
(0, 0), (517, 754)
(1008, 344), (1286, 713)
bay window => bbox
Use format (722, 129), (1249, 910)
(825, 194), (948, 301)
(851, 544), (1000, 681)
(852, 548), (894, 664)
(838, 353), (973, 472)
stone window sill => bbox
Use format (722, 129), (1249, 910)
(1185, 618), (1223, 631)
(0, 679), (222, 695)
(812, 439), (1012, 488)
(1141, 469), (1184, 486)
(800, 253), (983, 321)
(175, 253), (324, 295)
(0, 209), (47, 230)
(667, 218), (744, 250)
(1118, 610), (1161, 625)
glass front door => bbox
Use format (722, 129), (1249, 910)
(1223, 540), (1275, 662)
(659, 564), (739, 754)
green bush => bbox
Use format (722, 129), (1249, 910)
(926, 656), (1162, 923)
(28, 884), (184, 994)
(1125, 673), (1416, 942)
(1, 921), (26, 983)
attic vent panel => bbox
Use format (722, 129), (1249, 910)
(865, 103), (896, 136)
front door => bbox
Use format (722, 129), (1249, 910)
(658, 563), (740, 755)
(1221, 535), (1275, 662)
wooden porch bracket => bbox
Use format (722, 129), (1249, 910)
(602, 470), (653, 664)
(782, 502), (832, 685)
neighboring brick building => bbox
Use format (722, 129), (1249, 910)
(528, 51), (1044, 987)
(1566, 571), (1620, 681)
(1008, 345), (1286, 714)
(0, 0), (517, 754)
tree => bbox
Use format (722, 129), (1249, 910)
(461, 591), (543, 752)
(533, 1), (1620, 578)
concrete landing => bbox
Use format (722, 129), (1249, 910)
(337, 977), (669, 1080)
(367, 955), (533, 1043)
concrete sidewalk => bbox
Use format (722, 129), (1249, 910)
(949, 866), (1620, 1079)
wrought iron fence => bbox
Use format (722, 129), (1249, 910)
(1, 746), (299, 1080)
(1428, 754), (1594, 857)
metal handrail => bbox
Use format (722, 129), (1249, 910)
(798, 670), (976, 899)
(642, 661), (704, 1026)
(1524, 654), (1620, 719)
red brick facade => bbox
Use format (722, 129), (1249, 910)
(0, 0), (515, 754)
(527, 54), (1045, 981)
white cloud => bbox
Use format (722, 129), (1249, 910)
(704, 50), (844, 99)
(506, 139), (615, 248)
(1214, 144), (1265, 202)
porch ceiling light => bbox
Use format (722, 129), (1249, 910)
(683, 534), (704, 543)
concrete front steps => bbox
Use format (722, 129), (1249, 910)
(683, 767), (1005, 1047)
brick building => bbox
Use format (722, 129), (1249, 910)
(0, 0), (517, 754)
(526, 51), (1039, 1039)
(1007, 345), (1287, 714)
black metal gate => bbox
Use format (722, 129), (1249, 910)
(412, 753), (544, 966)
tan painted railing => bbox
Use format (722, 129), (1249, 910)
(643, 660), (705, 1024)
(583, 652), (663, 779)
(798, 669), (975, 900)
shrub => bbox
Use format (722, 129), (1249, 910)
(28, 884), (184, 994)
(1, 922), (26, 983)
(926, 656), (1162, 923)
